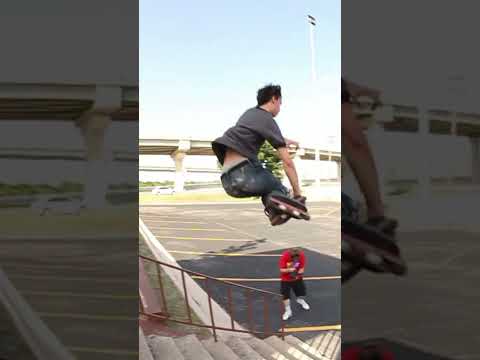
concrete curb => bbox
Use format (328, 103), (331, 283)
(139, 218), (249, 339)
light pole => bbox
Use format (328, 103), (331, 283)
(307, 15), (317, 83)
(308, 15), (321, 185)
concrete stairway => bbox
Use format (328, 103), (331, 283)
(141, 330), (341, 360)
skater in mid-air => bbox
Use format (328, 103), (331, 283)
(212, 84), (309, 225)
(342, 78), (407, 359)
(341, 77), (406, 275)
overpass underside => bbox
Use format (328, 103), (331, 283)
(0, 83), (138, 208)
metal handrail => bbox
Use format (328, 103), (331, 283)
(140, 255), (281, 297)
(139, 255), (285, 341)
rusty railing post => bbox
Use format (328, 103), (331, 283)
(263, 293), (270, 336)
(205, 278), (217, 342)
(181, 270), (193, 323)
(246, 288), (254, 334)
(227, 287), (235, 330)
(155, 262), (169, 316)
(280, 297), (285, 340)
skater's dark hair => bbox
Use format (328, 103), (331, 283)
(257, 84), (282, 106)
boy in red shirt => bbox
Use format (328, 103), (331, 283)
(279, 248), (310, 320)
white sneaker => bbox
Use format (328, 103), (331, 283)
(282, 308), (292, 321)
(297, 298), (310, 310)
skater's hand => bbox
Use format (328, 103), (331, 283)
(285, 138), (299, 149)
(293, 191), (302, 198)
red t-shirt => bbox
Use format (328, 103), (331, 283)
(279, 250), (305, 282)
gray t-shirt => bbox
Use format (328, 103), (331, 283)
(212, 107), (286, 165)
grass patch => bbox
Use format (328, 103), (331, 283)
(140, 191), (257, 204)
(139, 233), (211, 338)
(140, 181), (174, 187)
(0, 182), (136, 196)
(0, 205), (137, 237)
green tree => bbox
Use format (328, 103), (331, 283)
(258, 142), (283, 179)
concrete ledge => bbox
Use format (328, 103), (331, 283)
(139, 218), (249, 339)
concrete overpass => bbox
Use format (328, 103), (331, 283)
(0, 83), (138, 208)
(353, 101), (480, 198)
(139, 138), (341, 192)
(0, 1), (138, 208)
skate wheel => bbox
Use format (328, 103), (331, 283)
(292, 210), (300, 217)
(279, 204), (287, 211)
(365, 252), (382, 265)
(281, 214), (288, 219)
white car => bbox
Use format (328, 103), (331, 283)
(31, 196), (84, 215)
(151, 186), (175, 195)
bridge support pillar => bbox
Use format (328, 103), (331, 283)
(78, 113), (111, 209)
(171, 140), (190, 192)
(314, 148), (321, 186)
(171, 151), (187, 192)
(77, 86), (121, 209)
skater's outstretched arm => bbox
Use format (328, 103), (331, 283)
(342, 102), (384, 218)
(277, 147), (301, 197)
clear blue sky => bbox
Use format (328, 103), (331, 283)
(140, 0), (341, 149)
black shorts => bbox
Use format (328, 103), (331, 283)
(280, 279), (306, 300)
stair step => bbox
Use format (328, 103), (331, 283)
(139, 328), (154, 360)
(284, 335), (329, 360)
(202, 338), (241, 360)
(225, 336), (266, 360)
(324, 331), (341, 359)
(247, 336), (293, 360)
(148, 335), (184, 360)
(265, 336), (315, 360)
(175, 334), (215, 360)
(305, 331), (341, 359)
